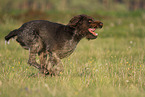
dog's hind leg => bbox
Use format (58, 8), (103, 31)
(27, 37), (43, 70)
(28, 48), (41, 69)
(38, 51), (49, 74)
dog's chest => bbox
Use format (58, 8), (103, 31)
(56, 39), (78, 59)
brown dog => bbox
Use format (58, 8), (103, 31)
(5, 14), (103, 76)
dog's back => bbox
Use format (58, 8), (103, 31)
(5, 20), (65, 50)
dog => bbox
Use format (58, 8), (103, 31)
(5, 14), (103, 76)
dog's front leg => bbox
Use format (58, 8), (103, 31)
(46, 52), (63, 76)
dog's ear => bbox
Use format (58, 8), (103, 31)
(67, 15), (82, 28)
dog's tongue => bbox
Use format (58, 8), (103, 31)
(88, 28), (98, 36)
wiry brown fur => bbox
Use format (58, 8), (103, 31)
(5, 14), (103, 76)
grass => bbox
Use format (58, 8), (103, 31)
(0, 38), (145, 97)
(0, 11), (145, 97)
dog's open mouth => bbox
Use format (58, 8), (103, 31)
(88, 28), (98, 36)
(88, 21), (103, 37)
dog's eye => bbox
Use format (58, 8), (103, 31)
(88, 19), (93, 23)
(88, 20), (92, 23)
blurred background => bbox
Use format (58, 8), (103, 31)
(0, 0), (145, 39)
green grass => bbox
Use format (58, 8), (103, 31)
(0, 11), (145, 97)
(0, 37), (145, 97)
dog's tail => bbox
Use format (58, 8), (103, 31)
(5, 29), (19, 41)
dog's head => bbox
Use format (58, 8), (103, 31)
(68, 14), (103, 40)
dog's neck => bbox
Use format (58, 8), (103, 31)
(65, 25), (85, 42)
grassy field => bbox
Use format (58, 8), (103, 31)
(0, 11), (145, 97)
